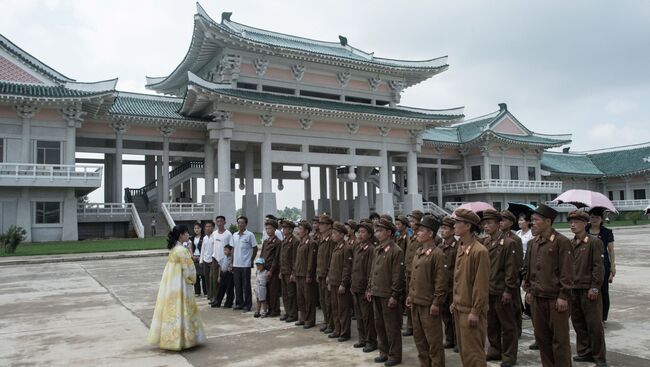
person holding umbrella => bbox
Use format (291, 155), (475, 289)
(586, 207), (616, 323)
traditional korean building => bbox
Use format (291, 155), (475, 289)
(0, 3), (647, 242)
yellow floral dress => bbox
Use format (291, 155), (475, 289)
(148, 243), (206, 350)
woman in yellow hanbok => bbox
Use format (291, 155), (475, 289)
(148, 224), (206, 350)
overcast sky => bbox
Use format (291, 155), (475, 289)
(2, 1), (650, 208)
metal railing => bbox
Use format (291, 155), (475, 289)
(445, 202), (465, 212)
(0, 163), (102, 182)
(78, 203), (144, 238)
(423, 201), (450, 217)
(430, 179), (562, 195)
(163, 202), (215, 215)
(612, 199), (650, 209)
(160, 203), (176, 229)
(127, 160), (203, 200)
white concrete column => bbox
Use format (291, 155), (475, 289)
(218, 137), (231, 192)
(437, 158), (444, 207)
(144, 155), (156, 185)
(65, 125), (76, 165)
(404, 149), (423, 213)
(104, 154), (114, 202)
(376, 147), (394, 217)
(191, 177), (198, 202)
(258, 131), (277, 230)
(14, 104), (39, 163)
(354, 167), (370, 219)
(318, 166), (330, 214)
(243, 146), (258, 231)
(215, 130), (236, 225)
(302, 166), (315, 220)
(62, 189), (78, 241)
(203, 141), (215, 202)
(345, 180), (354, 219)
(111, 122), (127, 203)
(482, 148), (490, 181)
(159, 126), (174, 206)
(16, 188), (32, 242)
(329, 166), (339, 218)
(156, 156), (163, 207)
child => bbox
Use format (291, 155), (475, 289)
(213, 244), (234, 308)
(254, 257), (268, 318)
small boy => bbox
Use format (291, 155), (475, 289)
(254, 257), (268, 318)
(213, 244), (235, 308)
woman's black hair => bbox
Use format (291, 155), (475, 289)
(517, 212), (532, 223)
(192, 222), (203, 236)
(167, 224), (189, 249)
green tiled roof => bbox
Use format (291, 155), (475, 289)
(589, 144), (650, 176)
(422, 128), (459, 143)
(109, 93), (196, 120)
(0, 81), (109, 98)
(541, 152), (604, 176)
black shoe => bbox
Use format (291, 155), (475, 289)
(500, 363), (513, 367)
(224, 304), (233, 308)
(303, 324), (315, 329)
(280, 315), (288, 321)
(486, 355), (502, 361)
(328, 333), (340, 338)
(384, 360), (400, 367)
(254, 312), (261, 318)
(402, 329), (413, 337)
(353, 342), (366, 348)
(233, 306), (243, 310)
(320, 325), (328, 332)
(337, 336), (350, 342)
(286, 318), (298, 323)
(573, 355), (595, 362)
(260, 312), (268, 318)
(323, 329), (333, 334)
(453, 346), (459, 353)
(595, 362), (608, 367)
(210, 303), (220, 308)
(295, 321), (305, 326)
(242, 307), (252, 313)
(443, 342), (455, 349)
(529, 343), (539, 350)
(195, 293), (201, 296)
(374, 356), (388, 363)
(363, 345), (378, 353)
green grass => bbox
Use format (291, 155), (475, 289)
(1, 232), (265, 257)
(553, 219), (650, 229)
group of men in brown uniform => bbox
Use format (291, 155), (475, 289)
(254, 201), (608, 367)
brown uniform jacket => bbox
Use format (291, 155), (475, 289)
(438, 237), (458, 291)
(261, 235), (281, 275)
(409, 240), (448, 307)
(351, 239), (375, 294)
(524, 228), (574, 300)
(293, 235), (316, 278)
(316, 231), (335, 278)
(368, 240), (404, 299)
(396, 232), (408, 254)
(572, 234), (604, 290)
(404, 234), (420, 276)
(483, 233), (519, 295)
(505, 230), (524, 272)
(279, 234), (300, 275)
(328, 240), (354, 288)
(452, 237), (489, 315)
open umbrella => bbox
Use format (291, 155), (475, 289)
(455, 201), (495, 214)
(506, 202), (536, 230)
(644, 205), (650, 216)
(553, 189), (618, 213)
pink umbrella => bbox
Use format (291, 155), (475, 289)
(454, 201), (495, 214)
(553, 189), (618, 213)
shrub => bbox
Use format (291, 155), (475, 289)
(228, 224), (238, 234)
(1, 226), (27, 254)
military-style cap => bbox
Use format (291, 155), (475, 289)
(346, 219), (358, 231)
(332, 221), (348, 234)
(407, 210), (425, 222)
(453, 208), (481, 226)
(419, 215), (441, 233)
(281, 219), (296, 229)
(375, 218), (396, 233)
(265, 219), (279, 229)
(568, 210), (590, 222)
(298, 220), (312, 231)
(500, 210), (517, 224)
(380, 214), (394, 222)
(311, 216), (321, 223)
(319, 214), (334, 225)
(480, 209), (502, 222)
(359, 218), (373, 225)
(356, 222), (374, 234)
(395, 215), (410, 226)
(441, 216), (456, 228)
(533, 203), (558, 221)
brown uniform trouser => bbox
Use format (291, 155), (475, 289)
(296, 277), (316, 326)
(440, 292), (455, 346)
(281, 274), (297, 320)
(330, 286), (353, 337)
(531, 296), (571, 367)
(487, 294), (518, 364)
(352, 291), (376, 346)
(404, 275), (413, 331)
(318, 276), (331, 328)
(454, 309), (487, 367)
(207, 261), (220, 301)
(515, 286), (523, 335)
(373, 296), (402, 362)
(571, 289), (606, 362)
(412, 304), (445, 367)
(267, 273), (281, 315)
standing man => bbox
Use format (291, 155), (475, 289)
(261, 219), (282, 317)
(316, 214), (336, 333)
(279, 220), (299, 323)
(438, 216), (459, 350)
(200, 221), (216, 303)
(568, 210), (607, 367)
(150, 216), (157, 237)
(294, 220), (317, 329)
(211, 215), (233, 307)
(481, 209), (519, 366)
(367, 218), (404, 367)
(524, 204), (574, 367)
(394, 215), (410, 254)
(232, 216), (258, 312)
(351, 222), (377, 352)
(451, 208), (489, 367)
(406, 215), (447, 367)
(327, 222), (354, 342)
(500, 210), (524, 335)
(403, 210), (424, 337)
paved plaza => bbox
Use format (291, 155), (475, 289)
(1, 226), (650, 366)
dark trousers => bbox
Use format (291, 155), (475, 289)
(267, 272), (281, 316)
(602, 268), (611, 321)
(412, 303), (444, 367)
(233, 267), (253, 310)
(203, 261), (212, 299)
(330, 286), (352, 337)
(208, 261), (220, 301)
(440, 292), (455, 346)
(281, 274), (297, 320)
(352, 291), (376, 346)
(193, 261), (207, 295)
(296, 276), (316, 326)
(404, 275), (413, 331)
(487, 294), (519, 364)
(531, 296), (572, 367)
(318, 276), (331, 328)
(215, 271), (234, 307)
(373, 296), (402, 362)
(571, 289), (606, 362)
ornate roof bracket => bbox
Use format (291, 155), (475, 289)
(60, 104), (86, 128)
(291, 64), (306, 81)
(388, 80), (404, 104)
(346, 121), (359, 134)
(298, 117), (312, 130)
(159, 124), (176, 138)
(260, 114), (274, 127)
(13, 103), (41, 119)
(110, 121), (129, 134)
(254, 58), (269, 76)
(337, 71), (351, 88)
(378, 126), (391, 137)
(368, 77), (381, 91)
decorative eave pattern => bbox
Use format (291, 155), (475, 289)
(107, 92), (209, 128)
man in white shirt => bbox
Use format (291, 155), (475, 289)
(232, 215), (258, 312)
(262, 214), (284, 242)
(200, 221), (216, 303)
(210, 215), (233, 307)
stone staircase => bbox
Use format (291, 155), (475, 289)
(138, 212), (169, 237)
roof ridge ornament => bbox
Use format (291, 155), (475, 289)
(337, 71), (351, 88)
(221, 12), (232, 23)
(338, 35), (348, 46)
(254, 58), (269, 76)
(291, 64), (305, 81)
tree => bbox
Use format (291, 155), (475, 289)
(276, 206), (301, 221)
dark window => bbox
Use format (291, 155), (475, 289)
(262, 85), (295, 95)
(608, 191), (614, 200)
(471, 165), (481, 181)
(0, 138), (3, 162)
(35, 202), (60, 224)
(493, 202), (502, 211)
(527, 166), (536, 181)
(634, 189), (646, 200)
(454, 196), (463, 203)
(619, 190), (625, 200)
(491, 165), (500, 180)
(510, 166), (519, 180)
(36, 141), (61, 165)
(375, 100), (390, 106)
(236, 82), (257, 90)
(300, 90), (340, 100)
(345, 96), (372, 104)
